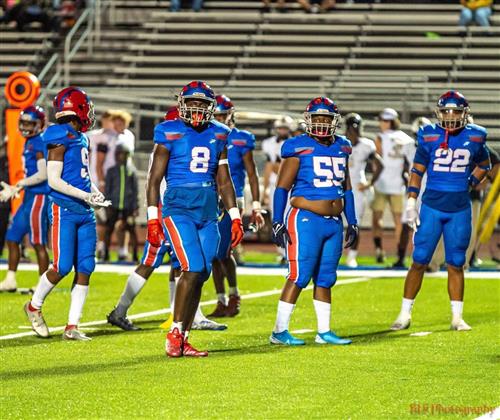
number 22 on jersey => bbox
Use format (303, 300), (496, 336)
(433, 148), (470, 173)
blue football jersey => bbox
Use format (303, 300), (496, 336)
(23, 133), (49, 195)
(281, 134), (352, 200)
(42, 123), (92, 212)
(153, 119), (230, 187)
(227, 127), (255, 198)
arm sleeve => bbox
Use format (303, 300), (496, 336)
(96, 143), (108, 153)
(17, 158), (47, 187)
(47, 161), (88, 201)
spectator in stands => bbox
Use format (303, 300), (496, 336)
(262, 0), (288, 13)
(0, 0), (55, 31)
(297, 0), (335, 13)
(170, 0), (204, 12)
(459, 0), (493, 30)
(371, 108), (415, 264)
(103, 143), (139, 262)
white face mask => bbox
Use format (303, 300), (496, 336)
(435, 107), (469, 130)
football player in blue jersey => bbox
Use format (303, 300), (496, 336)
(24, 87), (111, 341)
(209, 95), (265, 318)
(270, 97), (359, 346)
(0, 106), (49, 292)
(391, 91), (491, 332)
(146, 81), (244, 358)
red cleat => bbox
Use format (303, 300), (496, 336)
(226, 294), (241, 317)
(183, 340), (208, 357)
(166, 328), (183, 358)
(208, 301), (228, 318)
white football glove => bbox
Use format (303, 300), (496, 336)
(85, 192), (112, 208)
(405, 197), (420, 230)
(0, 182), (22, 202)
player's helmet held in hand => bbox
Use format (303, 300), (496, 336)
(178, 81), (216, 127)
(53, 87), (95, 132)
(214, 94), (235, 125)
(344, 112), (363, 134)
(19, 106), (46, 138)
(435, 90), (470, 131)
(304, 97), (341, 138)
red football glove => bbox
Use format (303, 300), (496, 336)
(230, 218), (244, 248)
(147, 219), (165, 248)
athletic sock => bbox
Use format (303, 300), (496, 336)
(347, 249), (358, 259)
(228, 286), (238, 296)
(313, 299), (331, 334)
(374, 237), (382, 249)
(68, 284), (89, 326)
(115, 272), (146, 317)
(31, 272), (55, 309)
(217, 293), (226, 305)
(450, 300), (464, 321)
(5, 270), (16, 283)
(193, 305), (207, 323)
(401, 297), (415, 315)
(273, 300), (295, 333)
(171, 321), (183, 333)
(118, 246), (128, 258)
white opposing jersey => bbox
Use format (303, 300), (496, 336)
(262, 135), (284, 164)
(375, 129), (415, 195)
(349, 137), (376, 187)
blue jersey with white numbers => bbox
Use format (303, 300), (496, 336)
(281, 134), (352, 200)
(227, 127), (255, 198)
(42, 124), (92, 213)
(23, 133), (49, 195)
(414, 123), (490, 211)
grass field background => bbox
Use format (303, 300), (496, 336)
(0, 266), (498, 419)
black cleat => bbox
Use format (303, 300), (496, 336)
(391, 260), (406, 269)
(107, 309), (141, 331)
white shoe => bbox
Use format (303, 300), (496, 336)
(451, 318), (472, 331)
(191, 318), (227, 331)
(390, 314), (411, 331)
(346, 255), (358, 268)
(0, 276), (17, 292)
(63, 327), (92, 341)
(24, 302), (49, 338)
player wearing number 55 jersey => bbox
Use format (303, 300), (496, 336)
(24, 87), (111, 341)
(147, 81), (244, 358)
(270, 97), (359, 346)
(391, 91), (490, 332)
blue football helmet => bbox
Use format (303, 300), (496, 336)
(304, 97), (341, 137)
(178, 81), (216, 127)
(435, 90), (470, 131)
(214, 94), (234, 125)
(19, 105), (46, 138)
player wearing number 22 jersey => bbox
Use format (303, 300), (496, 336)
(391, 90), (490, 332)
(146, 81), (244, 358)
(270, 97), (359, 347)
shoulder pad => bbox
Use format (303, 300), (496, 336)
(42, 124), (71, 144)
(418, 124), (441, 144)
(466, 124), (487, 143)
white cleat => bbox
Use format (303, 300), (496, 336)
(390, 315), (411, 331)
(62, 327), (92, 341)
(345, 256), (358, 268)
(451, 319), (472, 331)
(191, 319), (227, 331)
(23, 302), (49, 338)
(0, 276), (17, 292)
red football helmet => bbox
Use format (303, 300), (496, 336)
(164, 106), (179, 121)
(53, 86), (95, 132)
(19, 105), (46, 138)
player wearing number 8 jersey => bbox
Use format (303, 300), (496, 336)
(147, 81), (244, 358)
(270, 97), (359, 346)
(391, 91), (490, 332)
(24, 87), (111, 341)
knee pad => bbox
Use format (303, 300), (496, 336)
(53, 261), (72, 278)
(412, 246), (433, 265)
(76, 255), (96, 276)
(445, 252), (466, 268)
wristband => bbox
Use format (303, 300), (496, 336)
(252, 201), (262, 211)
(219, 159), (228, 165)
(343, 190), (357, 225)
(479, 163), (491, 171)
(147, 206), (159, 220)
(408, 186), (420, 196)
(469, 175), (481, 187)
(228, 207), (240, 221)
(272, 187), (289, 223)
(411, 167), (424, 177)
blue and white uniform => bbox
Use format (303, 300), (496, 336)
(412, 123), (490, 267)
(216, 127), (256, 260)
(43, 123), (96, 277)
(153, 118), (230, 275)
(282, 133), (352, 289)
(6, 133), (49, 245)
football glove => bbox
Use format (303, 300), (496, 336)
(344, 224), (359, 249)
(404, 197), (420, 230)
(84, 192), (112, 208)
(0, 182), (21, 202)
(231, 218), (244, 248)
(147, 219), (165, 248)
(272, 222), (291, 248)
(248, 208), (266, 232)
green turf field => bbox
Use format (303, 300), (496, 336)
(0, 269), (498, 419)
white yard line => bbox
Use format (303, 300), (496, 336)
(0, 277), (370, 341)
(1, 263), (498, 278)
